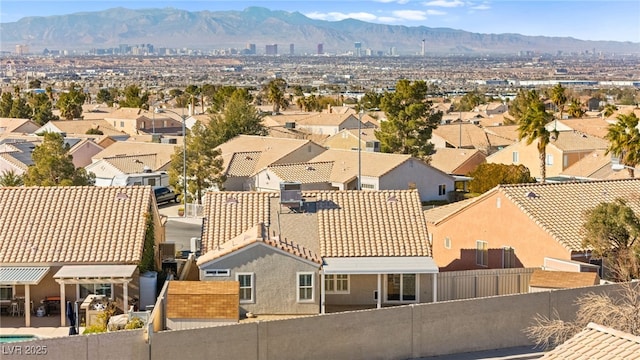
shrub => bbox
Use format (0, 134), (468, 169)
(125, 317), (145, 330)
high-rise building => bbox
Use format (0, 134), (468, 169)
(247, 43), (256, 55)
(15, 44), (29, 56)
(266, 44), (278, 55)
(289, 43), (294, 55)
(317, 43), (323, 55)
(354, 42), (362, 57)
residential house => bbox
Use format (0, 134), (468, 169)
(540, 323), (640, 359)
(218, 135), (327, 191)
(559, 149), (637, 181)
(429, 148), (486, 176)
(486, 131), (609, 180)
(0, 118), (40, 135)
(36, 119), (124, 137)
(254, 149), (456, 202)
(263, 112), (363, 136)
(473, 102), (508, 116)
(91, 141), (178, 170)
(431, 123), (505, 154)
(197, 190), (438, 316)
(424, 179), (640, 271)
(105, 107), (183, 136)
(0, 186), (165, 327)
(545, 117), (611, 139)
(86, 153), (167, 186)
(68, 138), (105, 168)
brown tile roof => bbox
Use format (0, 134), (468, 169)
(429, 148), (485, 174)
(226, 151), (261, 177)
(268, 161), (333, 184)
(104, 107), (148, 120)
(541, 323), (640, 359)
(483, 125), (520, 142)
(201, 190), (431, 258)
(560, 150), (636, 180)
(432, 123), (490, 149)
(103, 154), (159, 173)
(196, 225), (322, 266)
(93, 141), (178, 170)
(424, 197), (478, 224)
(0, 186), (153, 264)
(500, 179), (640, 251)
(0, 118), (36, 133)
(310, 149), (411, 183)
(529, 269), (599, 289)
(551, 131), (609, 152)
(554, 117), (612, 139)
(44, 120), (124, 136)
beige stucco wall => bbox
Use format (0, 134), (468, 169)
(325, 274), (436, 306)
(429, 190), (572, 271)
(199, 245), (320, 315)
(379, 159), (455, 202)
(273, 142), (327, 165)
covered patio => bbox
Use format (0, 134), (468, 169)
(320, 256), (439, 314)
(0, 266), (50, 327)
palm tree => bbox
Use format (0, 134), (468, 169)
(0, 169), (24, 187)
(265, 79), (288, 113)
(567, 98), (585, 118)
(605, 112), (640, 178)
(603, 104), (618, 118)
(550, 83), (567, 120)
(517, 90), (556, 183)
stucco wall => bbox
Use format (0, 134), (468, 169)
(326, 274), (436, 306)
(379, 160), (454, 202)
(430, 190), (572, 271)
(199, 245), (320, 315)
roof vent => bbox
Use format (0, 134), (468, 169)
(387, 195), (398, 203)
(226, 196), (238, 205)
(116, 192), (129, 200)
(525, 191), (538, 199)
(306, 166), (315, 171)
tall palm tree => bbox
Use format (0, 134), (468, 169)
(605, 112), (640, 178)
(517, 90), (556, 183)
(567, 98), (585, 118)
(550, 83), (567, 120)
(265, 79), (288, 113)
(0, 169), (24, 187)
(603, 104), (618, 118)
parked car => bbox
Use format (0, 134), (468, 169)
(153, 186), (178, 204)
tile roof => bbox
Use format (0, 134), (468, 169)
(429, 148), (484, 174)
(554, 117), (611, 139)
(196, 224), (322, 266)
(541, 323), (640, 359)
(44, 120), (123, 136)
(226, 151), (261, 177)
(432, 123), (490, 149)
(201, 189), (431, 258)
(0, 118), (36, 133)
(267, 161), (333, 184)
(0, 152), (29, 171)
(0, 186), (153, 264)
(102, 154), (159, 173)
(424, 197), (478, 224)
(500, 179), (640, 251)
(104, 107), (149, 120)
(560, 150), (636, 180)
(550, 131), (609, 152)
(93, 141), (178, 170)
(483, 125), (520, 142)
(310, 149), (411, 183)
(529, 269), (599, 289)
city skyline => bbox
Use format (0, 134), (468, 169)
(1, 0), (639, 43)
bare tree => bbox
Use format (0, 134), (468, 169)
(524, 282), (640, 350)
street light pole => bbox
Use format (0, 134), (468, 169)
(155, 107), (187, 216)
(358, 109), (363, 190)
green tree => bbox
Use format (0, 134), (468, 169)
(265, 78), (288, 113)
(8, 96), (32, 119)
(515, 90), (557, 183)
(566, 98), (585, 118)
(56, 83), (86, 120)
(96, 88), (115, 107)
(583, 198), (640, 281)
(28, 79), (42, 89)
(375, 79), (442, 160)
(29, 93), (59, 125)
(0, 92), (13, 117)
(119, 85), (149, 109)
(454, 90), (486, 112)
(605, 112), (640, 178)
(357, 90), (383, 112)
(0, 169), (24, 187)
(23, 132), (95, 186)
(467, 163), (536, 193)
(209, 90), (267, 145)
(549, 83), (567, 120)
(208, 86), (251, 114)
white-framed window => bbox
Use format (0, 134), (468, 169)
(79, 283), (113, 299)
(297, 272), (314, 302)
(204, 269), (230, 277)
(444, 237), (451, 249)
(438, 184), (446, 196)
(236, 273), (254, 303)
(361, 183), (375, 190)
(512, 151), (519, 163)
(476, 240), (488, 267)
(503, 247), (515, 268)
(386, 274), (417, 302)
(325, 274), (349, 294)
(546, 154), (554, 165)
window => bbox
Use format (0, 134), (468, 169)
(512, 151), (519, 163)
(563, 155), (569, 168)
(120, 121), (125, 128)
(361, 183), (375, 190)
(438, 184), (446, 196)
(386, 274), (417, 302)
(325, 274), (349, 294)
(204, 269), (230, 277)
(444, 237), (451, 249)
(297, 272), (314, 302)
(546, 154), (554, 165)
(408, 182), (416, 190)
(80, 283), (112, 299)
(0, 285), (14, 301)
(503, 247), (515, 268)
(236, 273), (254, 303)
(476, 241), (488, 266)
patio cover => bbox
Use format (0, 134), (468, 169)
(0, 267), (50, 285)
(54, 265), (137, 283)
(322, 257), (439, 275)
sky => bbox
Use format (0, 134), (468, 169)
(1, 0), (639, 43)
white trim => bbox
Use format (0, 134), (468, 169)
(324, 274), (350, 294)
(384, 273), (419, 304)
(236, 272), (255, 304)
(297, 272), (315, 303)
(476, 240), (488, 267)
(198, 242), (320, 269)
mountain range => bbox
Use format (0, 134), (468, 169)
(1, 6), (638, 55)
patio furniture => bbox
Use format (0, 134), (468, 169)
(10, 301), (19, 316)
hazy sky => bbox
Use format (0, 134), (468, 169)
(1, 0), (639, 42)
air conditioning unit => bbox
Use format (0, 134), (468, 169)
(285, 122), (296, 129)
